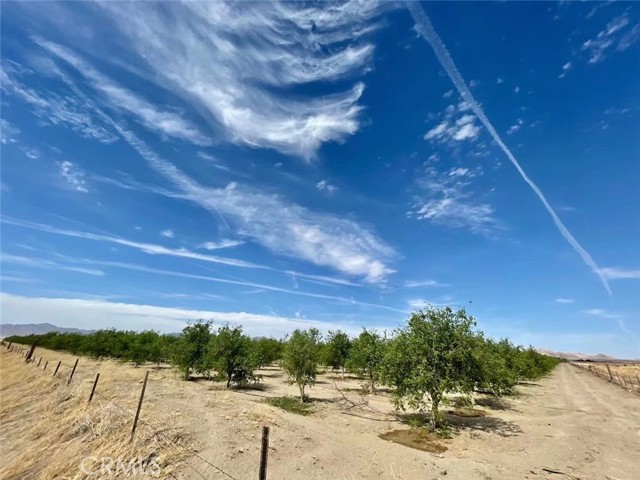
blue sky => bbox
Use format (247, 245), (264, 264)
(1, 1), (638, 357)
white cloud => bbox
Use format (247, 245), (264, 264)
(410, 166), (497, 235)
(558, 61), (572, 79)
(199, 239), (244, 250)
(496, 77), (504, 84)
(443, 89), (454, 99)
(424, 101), (482, 145)
(47, 1), (386, 159)
(555, 298), (575, 304)
(583, 308), (622, 319)
(407, 297), (455, 309)
(1, 253), (104, 276)
(0, 119), (20, 144)
(404, 280), (449, 288)
(97, 125), (396, 284)
(514, 86), (520, 93)
(600, 267), (640, 280)
(34, 39), (212, 147)
(582, 14), (638, 64)
(160, 229), (175, 239)
(507, 118), (524, 135)
(316, 180), (338, 193)
(2, 216), (385, 287)
(37, 257), (403, 313)
(59, 161), (88, 192)
(0, 292), (367, 338)
(1, 61), (117, 143)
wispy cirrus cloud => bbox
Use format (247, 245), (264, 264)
(160, 229), (175, 239)
(1, 253), (104, 276)
(1, 61), (117, 144)
(59, 161), (88, 193)
(407, 2), (611, 294)
(2, 216), (383, 287)
(404, 279), (450, 288)
(34, 38), (212, 147)
(600, 267), (640, 280)
(41, 257), (403, 314)
(100, 122), (396, 284)
(410, 166), (497, 235)
(0, 119), (20, 145)
(64, 0), (386, 158)
(555, 298), (575, 304)
(582, 13), (639, 64)
(583, 308), (622, 319)
(199, 239), (244, 250)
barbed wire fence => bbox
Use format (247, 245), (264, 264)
(0, 340), (271, 480)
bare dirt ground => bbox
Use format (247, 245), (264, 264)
(1, 347), (639, 480)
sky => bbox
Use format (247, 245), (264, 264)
(1, 1), (639, 358)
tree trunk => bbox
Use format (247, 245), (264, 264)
(299, 384), (305, 402)
(430, 396), (441, 431)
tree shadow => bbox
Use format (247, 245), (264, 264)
(397, 411), (522, 438)
(443, 412), (522, 437)
(236, 382), (272, 392)
(475, 396), (519, 412)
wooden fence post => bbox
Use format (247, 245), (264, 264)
(130, 371), (149, 442)
(606, 364), (613, 382)
(43, 361), (49, 372)
(25, 343), (37, 362)
(67, 359), (79, 385)
(53, 361), (62, 376)
(37, 357), (42, 367)
(259, 425), (270, 480)
(616, 373), (624, 386)
(88, 373), (100, 404)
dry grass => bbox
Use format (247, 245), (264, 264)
(580, 362), (640, 390)
(0, 348), (194, 479)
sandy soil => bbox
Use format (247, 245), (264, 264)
(1, 347), (639, 480)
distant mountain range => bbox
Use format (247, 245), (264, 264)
(537, 349), (617, 361)
(0, 323), (92, 337)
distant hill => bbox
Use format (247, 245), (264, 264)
(537, 349), (617, 361)
(0, 323), (92, 338)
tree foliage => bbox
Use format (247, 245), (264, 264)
(382, 307), (477, 429)
(322, 330), (351, 374)
(172, 320), (213, 379)
(281, 328), (321, 402)
(347, 328), (386, 392)
(207, 324), (255, 388)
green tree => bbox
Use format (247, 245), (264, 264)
(324, 330), (351, 375)
(207, 324), (255, 388)
(347, 328), (386, 392)
(381, 306), (476, 430)
(471, 335), (517, 396)
(251, 337), (283, 368)
(281, 328), (321, 402)
(171, 320), (212, 379)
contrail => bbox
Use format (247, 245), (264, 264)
(407, 3), (611, 295)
